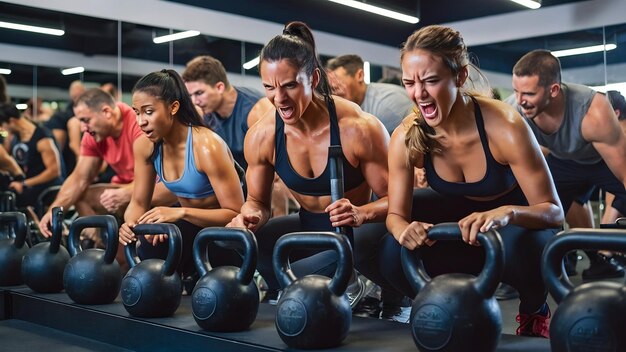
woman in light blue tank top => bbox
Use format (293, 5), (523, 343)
(119, 69), (245, 277)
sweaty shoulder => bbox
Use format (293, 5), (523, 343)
(333, 96), (385, 134)
(474, 95), (534, 163)
(134, 134), (153, 159)
(244, 107), (276, 161)
(475, 95), (525, 129)
(195, 126), (226, 149)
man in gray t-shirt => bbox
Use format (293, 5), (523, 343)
(326, 54), (414, 134)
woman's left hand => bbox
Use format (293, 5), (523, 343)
(137, 207), (185, 224)
(458, 206), (514, 246)
(325, 198), (364, 228)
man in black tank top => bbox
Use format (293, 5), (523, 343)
(510, 50), (626, 280)
(0, 103), (64, 208)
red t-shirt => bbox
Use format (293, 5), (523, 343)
(80, 102), (142, 184)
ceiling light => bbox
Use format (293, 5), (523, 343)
(328, 0), (419, 24)
(0, 20), (64, 36)
(243, 56), (260, 70)
(0, 68), (11, 75)
(16, 104), (28, 110)
(153, 30), (200, 44)
(551, 44), (617, 58)
(508, 0), (541, 10)
(61, 66), (85, 75)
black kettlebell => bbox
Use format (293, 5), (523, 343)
(542, 229), (626, 351)
(22, 207), (70, 293)
(273, 232), (352, 349)
(63, 215), (121, 304)
(401, 222), (504, 352)
(191, 227), (259, 331)
(121, 223), (182, 317)
(0, 212), (29, 286)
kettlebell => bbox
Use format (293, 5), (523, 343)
(63, 215), (121, 304)
(401, 222), (504, 352)
(22, 207), (70, 293)
(121, 223), (182, 317)
(190, 227), (259, 331)
(273, 231), (353, 349)
(0, 212), (29, 286)
(542, 229), (626, 351)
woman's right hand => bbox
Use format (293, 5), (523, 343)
(119, 221), (136, 246)
(395, 221), (435, 250)
(226, 213), (261, 232)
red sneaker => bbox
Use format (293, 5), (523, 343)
(515, 305), (551, 338)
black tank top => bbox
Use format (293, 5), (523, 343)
(425, 97), (517, 198)
(11, 124), (55, 179)
(274, 98), (365, 196)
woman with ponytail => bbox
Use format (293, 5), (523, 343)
(382, 25), (563, 337)
(119, 69), (245, 277)
(228, 22), (393, 309)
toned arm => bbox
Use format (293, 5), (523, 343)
(583, 93), (626, 187)
(25, 137), (62, 186)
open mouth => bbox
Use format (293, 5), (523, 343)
(278, 106), (294, 119)
(419, 102), (438, 119)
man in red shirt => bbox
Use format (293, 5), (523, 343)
(39, 88), (142, 238)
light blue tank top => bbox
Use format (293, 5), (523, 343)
(153, 126), (215, 198)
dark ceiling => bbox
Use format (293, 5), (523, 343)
(0, 0), (622, 98)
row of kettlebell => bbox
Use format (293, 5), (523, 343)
(0, 208), (355, 350)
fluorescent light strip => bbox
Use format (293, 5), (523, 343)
(509, 0), (541, 10)
(364, 61), (370, 84)
(243, 56), (260, 70)
(552, 44), (617, 58)
(0, 20), (64, 36)
(328, 0), (419, 24)
(61, 66), (85, 75)
(0, 68), (11, 75)
(153, 30), (200, 44)
(16, 104), (28, 110)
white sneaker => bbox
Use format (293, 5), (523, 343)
(345, 274), (366, 310)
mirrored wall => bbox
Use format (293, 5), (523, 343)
(0, 1), (624, 121)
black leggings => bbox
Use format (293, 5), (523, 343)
(379, 187), (558, 314)
(136, 219), (242, 276)
(548, 155), (626, 216)
(256, 209), (393, 292)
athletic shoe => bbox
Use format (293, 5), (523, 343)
(345, 274), (366, 310)
(494, 282), (519, 301)
(516, 303), (551, 338)
(581, 254), (625, 281)
(380, 296), (412, 323)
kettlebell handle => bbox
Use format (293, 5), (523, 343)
(193, 227), (257, 284)
(49, 207), (64, 254)
(273, 231), (353, 296)
(125, 223), (182, 277)
(67, 215), (119, 264)
(401, 222), (504, 298)
(0, 211), (28, 248)
(542, 229), (626, 303)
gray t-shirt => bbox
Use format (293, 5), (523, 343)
(361, 82), (414, 134)
(507, 82), (601, 164)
